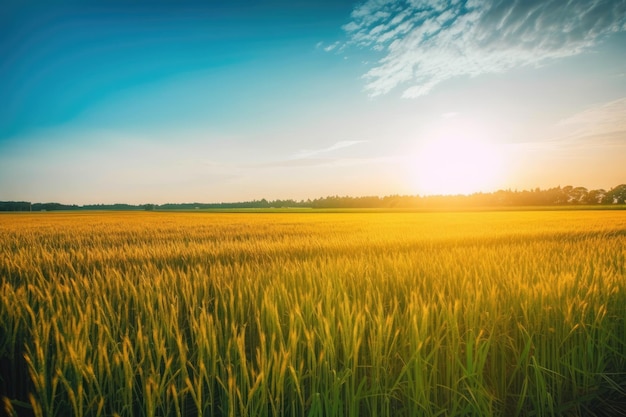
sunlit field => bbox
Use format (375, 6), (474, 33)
(1, 210), (625, 417)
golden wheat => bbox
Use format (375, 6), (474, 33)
(1, 210), (625, 416)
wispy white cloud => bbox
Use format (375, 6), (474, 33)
(292, 140), (367, 159)
(324, 41), (341, 52)
(550, 97), (626, 147)
(342, 0), (626, 97)
(316, 40), (343, 53)
(441, 111), (459, 119)
(508, 96), (626, 157)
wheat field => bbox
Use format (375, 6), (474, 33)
(1, 210), (625, 417)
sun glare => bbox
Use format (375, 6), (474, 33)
(409, 122), (505, 196)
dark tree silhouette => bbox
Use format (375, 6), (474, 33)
(2, 184), (625, 211)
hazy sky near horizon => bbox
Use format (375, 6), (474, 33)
(1, 0), (625, 204)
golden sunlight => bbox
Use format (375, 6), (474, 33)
(409, 122), (506, 195)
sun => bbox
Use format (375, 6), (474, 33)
(408, 130), (505, 196)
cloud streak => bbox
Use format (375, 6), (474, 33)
(343, 0), (626, 97)
(292, 140), (367, 159)
(550, 97), (626, 147)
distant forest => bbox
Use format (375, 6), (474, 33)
(1, 184), (625, 211)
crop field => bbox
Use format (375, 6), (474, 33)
(1, 210), (625, 417)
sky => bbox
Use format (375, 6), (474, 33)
(1, 0), (625, 204)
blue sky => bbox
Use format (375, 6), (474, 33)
(1, 0), (625, 204)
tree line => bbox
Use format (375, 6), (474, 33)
(1, 184), (625, 211)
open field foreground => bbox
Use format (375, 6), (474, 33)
(1, 210), (625, 417)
